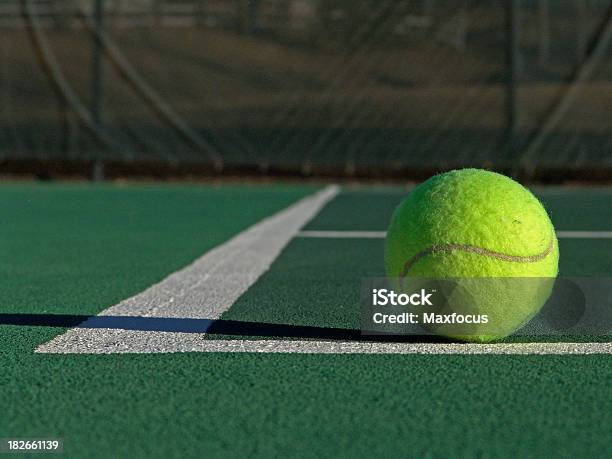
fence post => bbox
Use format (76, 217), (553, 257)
(91, 0), (105, 181)
(538, 0), (550, 66)
(152, 0), (163, 27)
(576, 0), (588, 64)
(241, 0), (259, 35)
(505, 0), (519, 165)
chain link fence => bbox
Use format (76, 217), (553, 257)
(1, 0), (611, 179)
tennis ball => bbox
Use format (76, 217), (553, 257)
(384, 169), (559, 342)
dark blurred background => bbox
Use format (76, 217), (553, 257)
(1, 0), (611, 181)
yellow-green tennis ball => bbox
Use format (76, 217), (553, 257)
(384, 169), (559, 342)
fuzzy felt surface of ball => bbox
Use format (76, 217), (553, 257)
(384, 169), (559, 342)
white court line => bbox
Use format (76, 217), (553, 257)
(36, 186), (340, 355)
(188, 340), (612, 355)
(298, 231), (387, 239)
(298, 230), (612, 239)
(557, 231), (612, 239)
(35, 336), (612, 355)
(36, 189), (611, 356)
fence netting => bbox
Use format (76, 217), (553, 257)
(1, 0), (611, 176)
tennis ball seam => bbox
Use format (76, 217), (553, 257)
(400, 231), (555, 277)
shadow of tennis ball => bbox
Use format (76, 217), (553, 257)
(540, 279), (586, 331)
(401, 278), (556, 341)
(402, 279), (479, 336)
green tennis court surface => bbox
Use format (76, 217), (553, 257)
(1, 182), (610, 457)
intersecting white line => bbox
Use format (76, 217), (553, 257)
(36, 186), (340, 354)
(556, 231), (612, 239)
(298, 230), (612, 239)
(35, 188), (611, 355)
(298, 231), (387, 239)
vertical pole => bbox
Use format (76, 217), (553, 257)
(91, 0), (105, 181)
(538, 0), (550, 67)
(242, 0), (259, 35)
(505, 0), (519, 159)
(576, 0), (587, 65)
(151, 0), (160, 27)
(423, 0), (435, 17)
(197, 0), (207, 26)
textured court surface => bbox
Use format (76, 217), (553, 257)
(1, 182), (611, 457)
